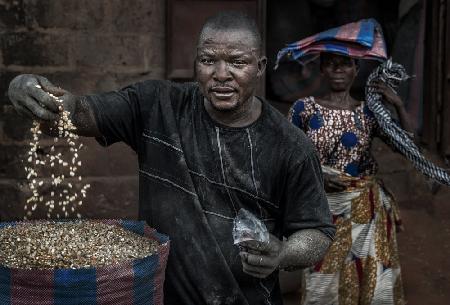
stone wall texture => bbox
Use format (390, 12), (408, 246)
(0, 1), (449, 305)
(0, 0), (166, 221)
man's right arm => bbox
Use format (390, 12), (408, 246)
(8, 74), (101, 138)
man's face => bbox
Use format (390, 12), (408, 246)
(195, 29), (266, 112)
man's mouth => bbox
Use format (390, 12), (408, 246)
(210, 87), (236, 99)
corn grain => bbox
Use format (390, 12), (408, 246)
(0, 221), (158, 270)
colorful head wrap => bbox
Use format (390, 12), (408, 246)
(275, 18), (387, 68)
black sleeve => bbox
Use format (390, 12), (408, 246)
(84, 80), (162, 151)
(282, 150), (336, 240)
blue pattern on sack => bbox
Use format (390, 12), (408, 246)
(134, 256), (158, 305)
(122, 220), (145, 236)
(0, 267), (11, 304)
(54, 268), (97, 305)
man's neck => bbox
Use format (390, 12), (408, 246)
(204, 96), (262, 128)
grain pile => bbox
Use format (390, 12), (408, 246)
(0, 221), (158, 270)
(24, 85), (90, 219)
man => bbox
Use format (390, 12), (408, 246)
(8, 12), (334, 305)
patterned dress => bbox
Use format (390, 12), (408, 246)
(288, 97), (405, 305)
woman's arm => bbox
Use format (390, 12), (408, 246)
(370, 80), (415, 133)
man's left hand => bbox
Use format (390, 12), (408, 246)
(239, 234), (283, 279)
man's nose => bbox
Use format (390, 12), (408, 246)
(213, 61), (232, 82)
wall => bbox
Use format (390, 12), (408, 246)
(0, 0), (165, 220)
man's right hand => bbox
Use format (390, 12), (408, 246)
(8, 74), (70, 122)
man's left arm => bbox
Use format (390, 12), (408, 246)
(279, 229), (331, 270)
(240, 149), (334, 278)
(240, 229), (331, 278)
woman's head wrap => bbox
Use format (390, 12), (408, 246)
(275, 18), (387, 68)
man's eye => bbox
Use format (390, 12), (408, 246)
(200, 58), (214, 65)
(232, 60), (247, 67)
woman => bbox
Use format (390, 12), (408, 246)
(287, 51), (410, 305)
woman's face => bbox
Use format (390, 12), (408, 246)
(320, 53), (358, 92)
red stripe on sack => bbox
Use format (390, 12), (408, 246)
(100, 219), (122, 227)
(298, 34), (318, 48)
(355, 258), (363, 286)
(336, 22), (360, 42)
(10, 268), (53, 305)
(144, 226), (158, 242)
(372, 30), (388, 58)
(143, 225), (170, 305)
(153, 242), (170, 305)
(97, 262), (134, 305)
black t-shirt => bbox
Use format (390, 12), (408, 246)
(85, 80), (335, 305)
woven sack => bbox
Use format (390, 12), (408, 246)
(0, 219), (170, 305)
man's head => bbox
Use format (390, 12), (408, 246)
(195, 11), (266, 112)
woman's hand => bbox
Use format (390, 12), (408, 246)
(369, 80), (404, 109)
(323, 172), (347, 192)
(239, 234), (283, 279)
(369, 80), (415, 133)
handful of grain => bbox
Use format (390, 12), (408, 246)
(24, 85), (90, 220)
(0, 221), (158, 270)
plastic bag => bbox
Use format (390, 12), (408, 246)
(232, 208), (269, 245)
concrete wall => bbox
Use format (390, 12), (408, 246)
(0, 0), (165, 220)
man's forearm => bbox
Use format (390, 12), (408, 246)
(69, 96), (101, 137)
(279, 229), (332, 271)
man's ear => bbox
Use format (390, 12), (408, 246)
(257, 56), (267, 77)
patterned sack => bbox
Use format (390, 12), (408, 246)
(275, 18), (388, 67)
(0, 219), (170, 305)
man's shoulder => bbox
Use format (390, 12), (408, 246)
(261, 99), (312, 143)
(261, 99), (316, 161)
(136, 79), (199, 96)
